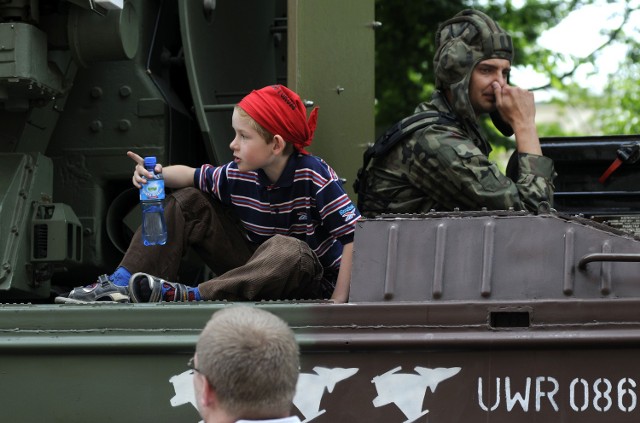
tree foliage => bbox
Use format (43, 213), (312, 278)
(572, 3), (640, 135)
(374, 0), (467, 129)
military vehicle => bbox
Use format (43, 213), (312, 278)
(3, 1), (640, 422)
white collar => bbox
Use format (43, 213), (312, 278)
(236, 417), (301, 423)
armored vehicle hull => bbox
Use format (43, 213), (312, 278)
(5, 210), (640, 422)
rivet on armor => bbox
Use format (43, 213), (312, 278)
(90, 87), (103, 99)
(119, 86), (132, 98)
(118, 119), (132, 131)
(90, 120), (103, 132)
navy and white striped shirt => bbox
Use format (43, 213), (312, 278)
(194, 153), (360, 272)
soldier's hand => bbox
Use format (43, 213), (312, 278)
(492, 82), (536, 132)
(492, 83), (542, 155)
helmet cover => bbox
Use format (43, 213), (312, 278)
(433, 9), (513, 121)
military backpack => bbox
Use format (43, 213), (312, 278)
(353, 110), (457, 210)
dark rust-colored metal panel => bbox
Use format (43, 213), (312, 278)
(351, 211), (640, 302)
(296, 347), (640, 422)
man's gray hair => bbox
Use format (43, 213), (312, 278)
(196, 306), (300, 418)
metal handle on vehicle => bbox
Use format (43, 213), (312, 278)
(578, 253), (640, 269)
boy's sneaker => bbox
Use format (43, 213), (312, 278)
(55, 274), (130, 304)
(128, 272), (200, 302)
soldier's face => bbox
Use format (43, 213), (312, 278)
(469, 58), (511, 116)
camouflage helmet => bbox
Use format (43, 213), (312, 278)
(433, 9), (513, 121)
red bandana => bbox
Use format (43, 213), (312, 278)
(238, 85), (319, 154)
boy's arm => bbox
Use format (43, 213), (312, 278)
(160, 165), (196, 188)
(331, 242), (353, 303)
(128, 151), (195, 189)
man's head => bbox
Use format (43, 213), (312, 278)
(193, 306), (300, 421)
(433, 9), (513, 121)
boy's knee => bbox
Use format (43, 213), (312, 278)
(168, 188), (219, 220)
(171, 187), (208, 207)
(261, 235), (320, 274)
(262, 235), (305, 258)
(260, 235), (316, 264)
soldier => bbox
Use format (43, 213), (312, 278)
(357, 9), (556, 217)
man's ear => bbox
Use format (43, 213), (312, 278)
(197, 374), (218, 408)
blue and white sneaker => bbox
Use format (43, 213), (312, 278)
(55, 274), (130, 304)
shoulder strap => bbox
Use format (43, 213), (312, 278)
(363, 111), (456, 168)
(354, 110), (457, 195)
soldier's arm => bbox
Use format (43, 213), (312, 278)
(410, 130), (554, 211)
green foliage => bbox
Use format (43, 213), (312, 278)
(537, 122), (571, 137)
(374, 0), (468, 127)
(596, 60), (640, 134)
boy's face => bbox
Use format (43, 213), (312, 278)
(468, 58), (511, 116)
(230, 109), (275, 172)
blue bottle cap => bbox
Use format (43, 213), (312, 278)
(144, 156), (157, 171)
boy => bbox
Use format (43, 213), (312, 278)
(57, 85), (358, 304)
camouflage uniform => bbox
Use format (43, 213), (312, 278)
(358, 10), (556, 217)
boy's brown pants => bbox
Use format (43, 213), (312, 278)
(120, 188), (327, 300)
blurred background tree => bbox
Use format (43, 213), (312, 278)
(374, 0), (640, 159)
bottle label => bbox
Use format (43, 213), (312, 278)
(140, 177), (165, 201)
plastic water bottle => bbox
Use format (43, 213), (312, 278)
(140, 156), (167, 246)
